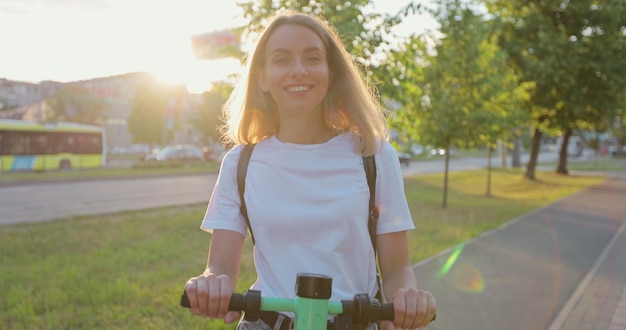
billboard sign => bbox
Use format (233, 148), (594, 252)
(191, 29), (241, 60)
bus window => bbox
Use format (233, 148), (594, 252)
(33, 134), (48, 155)
(86, 134), (102, 154)
(9, 133), (33, 155)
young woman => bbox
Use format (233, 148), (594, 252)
(184, 10), (436, 330)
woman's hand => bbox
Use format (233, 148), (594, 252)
(184, 273), (241, 324)
(380, 287), (436, 330)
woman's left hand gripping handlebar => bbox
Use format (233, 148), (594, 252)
(184, 274), (241, 324)
(381, 288), (437, 330)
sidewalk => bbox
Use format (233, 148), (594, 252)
(550, 173), (626, 330)
(414, 172), (626, 330)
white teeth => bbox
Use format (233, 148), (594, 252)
(287, 86), (310, 92)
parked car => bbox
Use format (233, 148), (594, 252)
(143, 145), (205, 163)
(428, 147), (446, 157)
(397, 151), (412, 167)
(411, 144), (425, 156)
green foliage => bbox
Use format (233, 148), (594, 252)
(376, 34), (429, 144)
(127, 83), (185, 147)
(419, 0), (527, 152)
(48, 84), (107, 124)
(191, 82), (233, 145)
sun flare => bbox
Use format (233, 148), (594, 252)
(151, 57), (242, 94)
(148, 32), (242, 94)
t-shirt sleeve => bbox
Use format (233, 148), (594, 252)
(200, 145), (248, 237)
(375, 141), (415, 234)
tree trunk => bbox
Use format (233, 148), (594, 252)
(511, 138), (522, 168)
(556, 129), (571, 175)
(498, 140), (508, 168)
(524, 127), (543, 180)
(442, 146), (450, 208)
(486, 146), (492, 196)
(616, 139), (625, 158)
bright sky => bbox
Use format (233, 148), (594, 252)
(0, 0), (436, 93)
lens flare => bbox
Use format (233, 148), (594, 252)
(438, 244), (464, 278)
(437, 244), (486, 293)
(451, 263), (485, 293)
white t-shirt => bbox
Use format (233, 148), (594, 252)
(201, 132), (414, 301)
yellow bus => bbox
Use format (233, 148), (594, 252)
(0, 119), (106, 172)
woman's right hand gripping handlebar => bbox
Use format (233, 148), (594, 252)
(184, 273), (241, 324)
(184, 229), (246, 323)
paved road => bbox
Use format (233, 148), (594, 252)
(0, 175), (217, 225)
(0, 151), (560, 226)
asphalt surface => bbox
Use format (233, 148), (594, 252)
(415, 172), (626, 329)
(0, 175), (219, 225)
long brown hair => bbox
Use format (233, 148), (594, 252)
(221, 10), (389, 156)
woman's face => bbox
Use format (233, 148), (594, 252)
(257, 24), (330, 118)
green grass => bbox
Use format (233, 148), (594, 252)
(537, 155), (625, 172)
(0, 161), (219, 185)
(0, 168), (610, 329)
(564, 157), (625, 172)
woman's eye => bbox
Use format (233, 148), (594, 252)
(273, 58), (289, 64)
(306, 56), (322, 63)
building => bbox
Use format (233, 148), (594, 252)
(0, 73), (211, 155)
(0, 79), (62, 119)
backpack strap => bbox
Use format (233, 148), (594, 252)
(363, 155), (379, 252)
(363, 155), (383, 301)
(237, 143), (256, 244)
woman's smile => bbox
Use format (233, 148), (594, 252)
(285, 84), (313, 93)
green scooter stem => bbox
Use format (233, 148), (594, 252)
(253, 296), (341, 329)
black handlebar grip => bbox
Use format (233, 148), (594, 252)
(228, 293), (245, 310)
(179, 290), (251, 311)
(380, 302), (394, 320)
(180, 290), (191, 308)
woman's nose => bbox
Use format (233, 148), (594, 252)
(291, 61), (307, 77)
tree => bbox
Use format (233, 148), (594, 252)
(485, 0), (626, 178)
(127, 83), (184, 147)
(416, 0), (527, 205)
(475, 38), (530, 196)
(191, 82), (234, 146)
(48, 84), (107, 124)
(375, 31), (429, 147)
